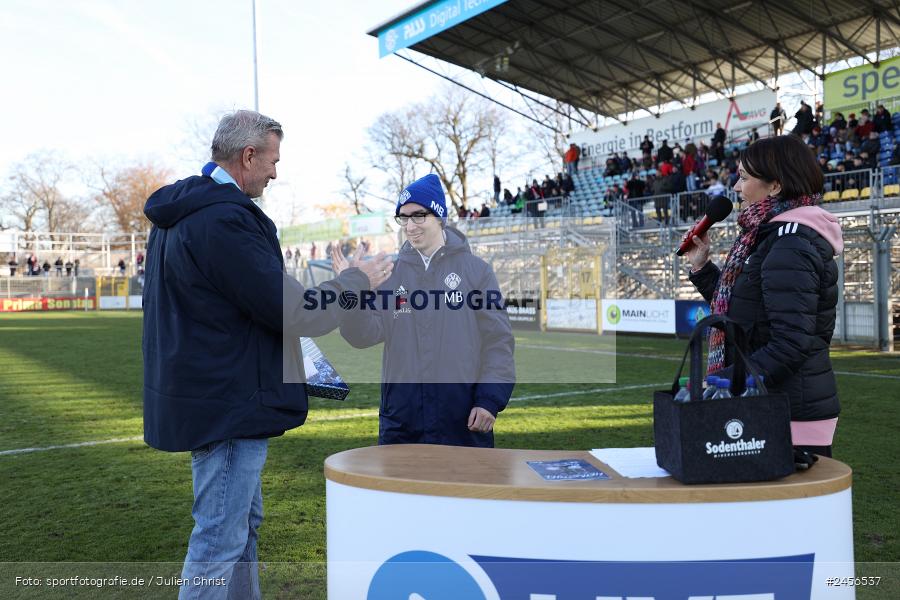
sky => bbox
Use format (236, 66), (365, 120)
(0, 0), (451, 228)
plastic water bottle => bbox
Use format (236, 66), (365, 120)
(673, 377), (691, 402)
(712, 378), (733, 399)
(702, 376), (720, 400)
(742, 375), (763, 396)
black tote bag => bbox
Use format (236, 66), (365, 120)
(653, 315), (795, 484)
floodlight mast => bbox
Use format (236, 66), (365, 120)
(252, 0), (259, 111)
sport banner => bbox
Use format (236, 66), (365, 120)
(0, 296), (97, 312)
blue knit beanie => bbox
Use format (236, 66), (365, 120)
(396, 174), (447, 223)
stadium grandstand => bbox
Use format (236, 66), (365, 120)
(365, 0), (900, 351)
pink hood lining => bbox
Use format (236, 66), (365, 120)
(770, 206), (844, 255)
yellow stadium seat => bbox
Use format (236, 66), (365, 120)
(859, 187), (871, 199)
(840, 189), (859, 201)
(885, 184), (900, 197)
(822, 191), (840, 202)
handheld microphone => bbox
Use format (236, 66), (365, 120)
(675, 195), (734, 256)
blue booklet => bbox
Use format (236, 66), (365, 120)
(526, 459), (610, 481)
(300, 337), (350, 400)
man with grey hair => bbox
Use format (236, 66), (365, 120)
(142, 110), (392, 599)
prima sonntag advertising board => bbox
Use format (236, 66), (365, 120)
(602, 299), (676, 334)
(569, 89), (776, 159)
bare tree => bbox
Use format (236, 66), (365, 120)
(91, 162), (172, 233)
(522, 100), (572, 175)
(341, 164), (368, 215)
(368, 109), (421, 201)
(2, 151), (82, 234)
(368, 86), (508, 213)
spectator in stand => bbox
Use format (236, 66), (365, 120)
(748, 128), (760, 144)
(541, 174), (555, 198)
(618, 152), (632, 173)
(793, 102), (814, 136)
(724, 149), (741, 173)
(501, 188), (512, 204)
(817, 155), (834, 175)
(855, 109), (875, 141)
(658, 160), (674, 177)
(770, 102), (787, 135)
(26, 254), (36, 276)
(54, 257), (63, 276)
(683, 147), (697, 192)
(493, 175), (501, 204)
(513, 188), (525, 214)
(604, 154), (620, 176)
(562, 173), (575, 196)
(285, 247), (293, 262)
(42, 259), (51, 276)
(860, 131), (881, 168)
(640, 135), (654, 156)
(7, 255), (17, 276)
(847, 112), (858, 132)
(73, 259), (80, 277)
(713, 122), (727, 147)
(310, 242), (317, 260)
(829, 112), (848, 154)
(480, 202), (491, 218)
(625, 174), (646, 228)
(840, 151), (856, 172)
(563, 143), (581, 176)
(891, 143), (900, 166)
(706, 176), (727, 197)
(873, 105), (893, 133)
(809, 126), (829, 155)
(136, 251), (144, 271)
(118, 258), (127, 275)
(814, 101), (824, 129)
(457, 204), (468, 219)
(657, 140), (673, 163)
(65, 258), (73, 276)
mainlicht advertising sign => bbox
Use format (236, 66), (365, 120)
(601, 299), (676, 334)
(569, 89), (776, 158)
(824, 55), (900, 114)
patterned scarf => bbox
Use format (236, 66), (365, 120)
(707, 192), (821, 373)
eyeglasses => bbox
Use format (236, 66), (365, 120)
(395, 212), (430, 226)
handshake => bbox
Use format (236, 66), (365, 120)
(329, 244), (394, 289)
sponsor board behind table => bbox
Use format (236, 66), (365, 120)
(545, 298), (596, 331)
(348, 212), (386, 237)
(568, 89), (776, 159)
(601, 299), (676, 334)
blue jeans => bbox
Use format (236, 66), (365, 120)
(179, 438), (268, 600)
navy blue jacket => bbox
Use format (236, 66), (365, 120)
(142, 175), (367, 452)
(340, 228), (515, 447)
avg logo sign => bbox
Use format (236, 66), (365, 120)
(606, 304), (622, 325)
(367, 551), (815, 600)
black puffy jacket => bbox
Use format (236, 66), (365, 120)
(690, 210), (842, 421)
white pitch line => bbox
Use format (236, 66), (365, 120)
(0, 383), (665, 457)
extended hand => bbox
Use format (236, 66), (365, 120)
(467, 407), (495, 433)
(330, 243), (393, 289)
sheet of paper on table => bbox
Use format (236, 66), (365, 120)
(589, 447), (671, 478)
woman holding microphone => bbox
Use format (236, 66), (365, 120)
(686, 134), (844, 457)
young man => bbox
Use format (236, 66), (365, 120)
(334, 174), (515, 447)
